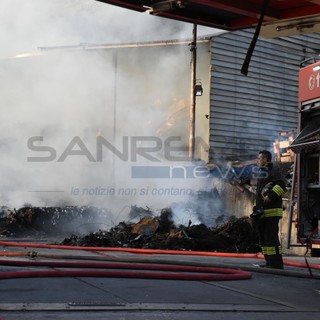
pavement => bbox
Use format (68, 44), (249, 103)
(0, 238), (320, 320)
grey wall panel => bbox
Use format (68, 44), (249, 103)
(209, 29), (316, 161)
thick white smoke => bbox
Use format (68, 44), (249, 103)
(0, 0), (221, 227)
(0, 0), (214, 57)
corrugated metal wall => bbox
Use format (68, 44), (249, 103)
(209, 29), (320, 162)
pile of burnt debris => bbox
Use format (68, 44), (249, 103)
(0, 206), (113, 237)
(0, 205), (260, 253)
(62, 207), (260, 253)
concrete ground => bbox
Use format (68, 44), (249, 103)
(0, 238), (320, 320)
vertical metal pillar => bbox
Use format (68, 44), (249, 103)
(112, 52), (118, 186)
(189, 24), (197, 161)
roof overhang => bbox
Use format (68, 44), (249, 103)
(289, 116), (320, 154)
(96, 0), (320, 38)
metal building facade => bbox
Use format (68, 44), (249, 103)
(208, 29), (320, 162)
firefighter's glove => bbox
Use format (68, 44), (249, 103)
(261, 182), (274, 197)
(262, 195), (271, 205)
(250, 207), (264, 219)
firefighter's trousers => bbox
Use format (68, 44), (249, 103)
(257, 217), (283, 269)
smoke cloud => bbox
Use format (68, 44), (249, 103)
(0, 0), (220, 226)
(0, 0), (214, 56)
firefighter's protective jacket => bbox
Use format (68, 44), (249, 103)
(256, 163), (286, 219)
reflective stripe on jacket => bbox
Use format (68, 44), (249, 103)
(261, 207), (283, 219)
(256, 163), (286, 219)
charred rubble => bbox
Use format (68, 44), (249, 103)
(0, 204), (259, 253)
(61, 207), (260, 253)
(62, 208), (259, 253)
(0, 205), (113, 237)
(72, 206), (259, 252)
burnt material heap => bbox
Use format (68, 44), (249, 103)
(62, 208), (260, 253)
(1, 205), (260, 253)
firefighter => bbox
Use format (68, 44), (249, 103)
(251, 150), (286, 269)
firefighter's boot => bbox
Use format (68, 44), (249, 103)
(268, 254), (284, 269)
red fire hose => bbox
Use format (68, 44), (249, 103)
(0, 240), (255, 281)
(0, 240), (319, 280)
(0, 240), (319, 269)
(0, 251), (28, 257)
(0, 240), (262, 258)
(0, 259), (251, 281)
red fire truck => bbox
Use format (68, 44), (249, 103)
(289, 58), (320, 247)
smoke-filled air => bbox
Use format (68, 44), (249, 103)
(0, 0), (221, 228)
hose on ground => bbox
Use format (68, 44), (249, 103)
(0, 240), (263, 258)
(0, 259), (252, 281)
(0, 240), (319, 279)
(0, 251), (28, 257)
(0, 240), (319, 269)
